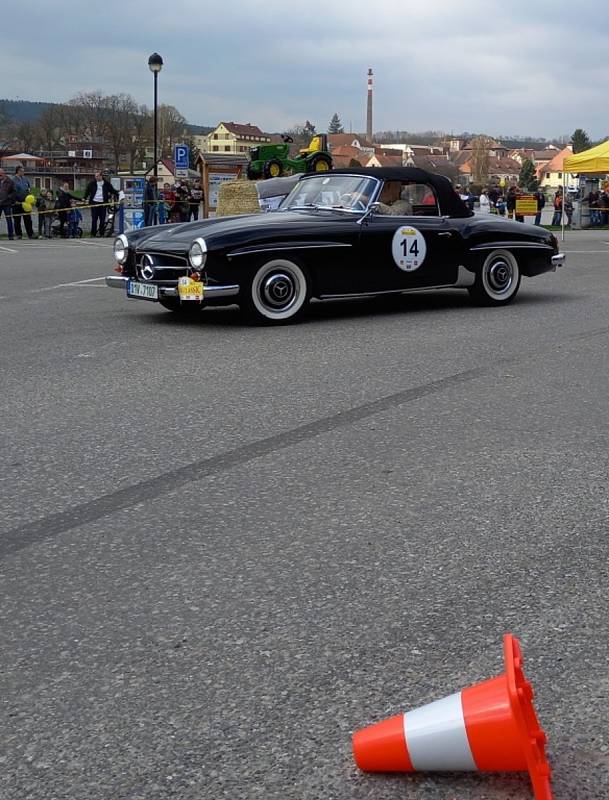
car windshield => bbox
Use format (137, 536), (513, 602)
(280, 175), (379, 212)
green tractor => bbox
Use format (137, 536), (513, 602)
(246, 133), (333, 180)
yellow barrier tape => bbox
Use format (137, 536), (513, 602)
(9, 199), (121, 218)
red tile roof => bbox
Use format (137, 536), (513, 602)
(222, 122), (267, 138)
(328, 133), (373, 149)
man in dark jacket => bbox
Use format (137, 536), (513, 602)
(143, 176), (158, 227)
(12, 165), (34, 238)
(0, 168), (15, 240)
(534, 188), (545, 226)
(84, 171), (119, 237)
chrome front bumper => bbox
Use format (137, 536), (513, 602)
(552, 253), (566, 267)
(105, 275), (240, 298)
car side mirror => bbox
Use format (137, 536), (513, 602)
(357, 201), (381, 225)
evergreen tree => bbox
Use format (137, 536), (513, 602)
(519, 158), (538, 191)
(571, 128), (591, 154)
(303, 120), (316, 138)
(328, 113), (344, 134)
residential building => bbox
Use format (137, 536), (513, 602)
(364, 152), (402, 168)
(327, 134), (374, 154)
(536, 146), (577, 190)
(202, 122), (273, 154)
(145, 158), (199, 185)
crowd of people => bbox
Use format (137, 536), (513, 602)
(143, 176), (203, 226)
(0, 168), (119, 239)
(473, 182), (609, 227)
(471, 184), (547, 225)
(0, 168), (206, 240)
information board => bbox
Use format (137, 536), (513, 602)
(515, 195), (537, 216)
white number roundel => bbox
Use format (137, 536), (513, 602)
(391, 226), (427, 271)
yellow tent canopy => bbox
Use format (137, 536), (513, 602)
(563, 139), (609, 173)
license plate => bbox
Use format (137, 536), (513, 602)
(178, 276), (205, 301)
(127, 280), (159, 301)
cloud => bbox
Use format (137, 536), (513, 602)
(2, 1), (608, 139)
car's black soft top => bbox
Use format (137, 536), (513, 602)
(312, 167), (472, 218)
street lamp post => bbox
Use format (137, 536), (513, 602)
(148, 53), (163, 182)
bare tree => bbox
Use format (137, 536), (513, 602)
(36, 104), (65, 152)
(70, 91), (107, 142)
(13, 121), (40, 153)
(158, 104), (188, 158)
(470, 135), (494, 185)
(103, 93), (138, 170)
(127, 105), (152, 171)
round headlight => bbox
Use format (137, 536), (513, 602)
(188, 237), (207, 269)
(113, 234), (128, 264)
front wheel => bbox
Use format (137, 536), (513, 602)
(240, 259), (310, 324)
(307, 154), (332, 173)
(468, 249), (521, 306)
(263, 158), (283, 179)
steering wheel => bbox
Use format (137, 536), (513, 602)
(282, 135), (294, 144)
(340, 193), (366, 211)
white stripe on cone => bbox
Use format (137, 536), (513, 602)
(403, 691), (477, 771)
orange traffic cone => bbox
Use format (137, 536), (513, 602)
(353, 634), (552, 800)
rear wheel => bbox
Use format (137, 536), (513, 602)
(263, 158), (283, 179)
(307, 154), (332, 173)
(240, 258), (310, 324)
(468, 249), (521, 306)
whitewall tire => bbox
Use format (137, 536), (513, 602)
(241, 258), (310, 324)
(468, 249), (521, 306)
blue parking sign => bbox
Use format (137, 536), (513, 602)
(174, 144), (189, 169)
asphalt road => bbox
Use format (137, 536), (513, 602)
(1, 232), (608, 799)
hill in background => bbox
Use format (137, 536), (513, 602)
(0, 98), (213, 136)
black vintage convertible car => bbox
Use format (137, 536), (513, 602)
(106, 168), (565, 324)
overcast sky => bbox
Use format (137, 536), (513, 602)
(2, 1), (607, 140)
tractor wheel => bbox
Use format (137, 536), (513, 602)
(246, 163), (261, 180)
(307, 154), (332, 173)
(263, 158), (283, 179)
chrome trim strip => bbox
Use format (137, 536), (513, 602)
(136, 250), (189, 263)
(106, 275), (128, 288)
(105, 276), (239, 298)
(470, 241), (553, 251)
(320, 282), (467, 301)
(228, 243), (352, 258)
(551, 253), (565, 266)
(198, 284), (240, 298)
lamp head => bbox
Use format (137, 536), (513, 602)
(148, 53), (163, 73)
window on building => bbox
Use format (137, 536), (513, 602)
(545, 172), (550, 179)
(224, 146), (231, 151)
(212, 145), (219, 152)
(213, 134), (218, 140)
(558, 172), (562, 179)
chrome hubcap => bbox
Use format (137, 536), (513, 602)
(262, 273), (296, 309)
(487, 259), (512, 293)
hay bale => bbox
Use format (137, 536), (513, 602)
(216, 179), (260, 217)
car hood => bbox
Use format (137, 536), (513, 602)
(132, 211), (356, 252)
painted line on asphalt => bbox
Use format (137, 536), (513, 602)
(32, 276), (107, 292)
(9, 243), (110, 249)
(0, 245), (18, 253)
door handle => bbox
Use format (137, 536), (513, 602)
(438, 231), (453, 237)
